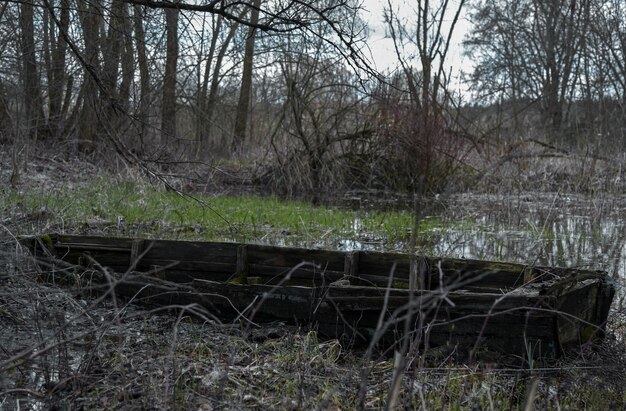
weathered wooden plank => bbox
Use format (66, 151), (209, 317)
(247, 244), (346, 271)
(130, 239), (144, 265)
(313, 309), (558, 356)
(20, 234), (614, 358)
(344, 251), (360, 280)
(193, 279), (317, 320)
(49, 250), (132, 267)
(357, 253), (530, 290)
(553, 279), (608, 349)
(429, 258), (528, 289)
(347, 273), (408, 289)
(142, 240), (238, 263)
(132, 259), (237, 274)
(147, 269), (234, 283)
(44, 235), (609, 290)
(247, 264), (344, 282)
(55, 234), (136, 250)
(358, 251), (411, 278)
(322, 293), (550, 313)
(409, 258), (419, 291)
(236, 245), (249, 277)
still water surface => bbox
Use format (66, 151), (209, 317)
(331, 192), (625, 281)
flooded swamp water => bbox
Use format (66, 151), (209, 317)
(355, 192), (625, 317)
(409, 193), (621, 281)
(272, 191), (625, 284)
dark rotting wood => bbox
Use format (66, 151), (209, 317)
(420, 257), (431, 290)
(247, 244), (345, 272)
(409, 257), (430, 291)
(409, 257), (418, 291)
(236, 245), (249, 276)
(130, 239), (144, 266)
(19, 233), (615, 359)
(344, 251), (359, 281)
(523, 266), (535, 284)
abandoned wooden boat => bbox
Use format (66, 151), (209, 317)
(22, 234), (615, 358)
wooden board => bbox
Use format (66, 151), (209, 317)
(20, 233), (615, 358)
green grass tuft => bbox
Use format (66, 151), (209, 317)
(3, 178), (421, 247)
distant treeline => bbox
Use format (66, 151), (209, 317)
(1, 0), (625, 194)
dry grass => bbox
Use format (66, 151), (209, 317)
(1, 144), (625, 410)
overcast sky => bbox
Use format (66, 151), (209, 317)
(359, 0), (473, 96)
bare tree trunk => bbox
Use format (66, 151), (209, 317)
(43, 7), (51, 105)
(133, 5), (150, 147)
(385, 0), (465, 250)
(119, 5), (134, 113)
(232, 0), (261, 151)
(0, 77), (12, 142)
(206, 17), (242, 147)
(102, 0), (124, 99)
(20, 1), (44, 139)
(541, 0), (563, 133)
(105, 1), (132, 134)
(161, 8), (179, 146)
(78, 0), (102, 151)
(196, 14), (223, 155)
(47, 0), (70, 139)
(0, 0), (11, 141)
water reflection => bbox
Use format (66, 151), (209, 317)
(342, 193), (626, 281)
(436, 194), (625, 281)
(219, 193), (626, 281)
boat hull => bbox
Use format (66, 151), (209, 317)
(22, 234), (615, 358)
